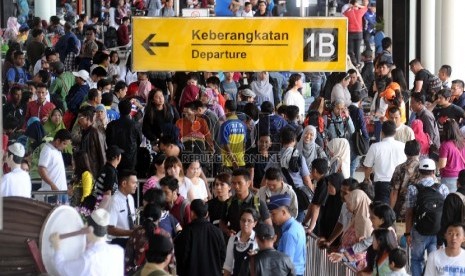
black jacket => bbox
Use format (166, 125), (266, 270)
(238, 248), (296, 276)
(438, 187), (465, 246)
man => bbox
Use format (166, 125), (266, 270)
(220, 168), (271, 236)
(268, 194), (306, 276)
(438, 65), (452, 89)
(425, 223), (465, 276)
(38, 129), (72, 203)
(375, 37), (394, 67)
(258, 167), (298, 218)
(97, 78), (112, 94)
(405, 158), (449, 276)
(387, 106), (415, 143)
(409, 59), (431, 95)
(76, 107), (106, 177)
(410, 93), (440, 149)
(432, 88), (465, 135)
(220, 72), (239, 103)
(360, 49), (375, 97)
(175, 199), (226, 276)
(25, 82), (55, 125)
(93, 145), (123, 198)
(1, 143), (31, 198)
(193, 99), (220, 145)
(390, 140), (422, 237)
(439, 169), (465, 247)
(107, 169), (138, 248)
(348, 90), (369, 176)
(117, 17), (130, 47)
(50, 208), (124, 275)
(3, 86), (26, 128)
(281, 105), (304, 139)
(239, 222), (296, 276)
(220, 100), (246, 170)
(88, 67), (107, 89)
(134, 234), (173, 276)
(257, 101), (287, 153)
(364, 120), (407, 203)
(451, 79), (465, 109)
(264, 128), (313, 221)
(159, 176), (191, 227)
(26, 28), (46, 69)
(49, 61), (76, 111)
(112, 80), (128, 112)
(158, 136), (181, 157)
(66, 70), (90, 116)
(54, 22), (80, 64)
(106, 100), (142, 171)
(80, 88), (101, 109)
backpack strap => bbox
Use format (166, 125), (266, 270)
(453, 192), (465, 223)
(253, 195), (260, 215)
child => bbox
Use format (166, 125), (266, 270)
(388, 248), (409, 275)
(186, 160), (208, 202)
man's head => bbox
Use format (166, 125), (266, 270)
(77, 106), (95, 129)
(244, 1), (252, 12)
(285, 105), (300, 122)
(114, 81), (128, 99)
(444, 223), (465, 250)
(377, 61), (391, 76)
(85, 27), (96, 41)
(381, 120), (397, 138)
(13, 51), (25, 67)
(436, 88), (452, 106)
(35, 82), (48, 104)
(158, 136), (180, 157)
(311, 158), (329, 180)
(9, 86), (22, 104)
(351, 89), (362, 104)
(87, 208), (110, 239)
(159, 176), (179, 205)
(97, 79), (111, 93)
(264, 167), (284, 193)
(231, 168), (251, 198)
(118, 99), (132, 116)
(332, 99), (346, 117)
(254, 222), (276, 249)
(6, 143), (25, 166)
(122, 16), (130, 26)
(101, 92), (113, 107)
(87, 88), (102, 105)
(32, 28), (44, 41)
(260, 101), (274, 114)
(106, 145), (123, 164)
(190, 199), (208, 220)
(387, 106), (402, 128)
(267, 194), (291, 226)
(73, 70), (90, 85)
(347, 69), (358, 85)
(451, 79), (464, 98)
(118, 169), (138, 195)
(409, 59), (423, 74)
(91, 67), (107, 82)
(409, 93), (425, 113)
(146, 234), (173, 266)
(258, 134), (271, 152)
(388, 248), (407, 272)
(404, 140), (420, 158)
(182, 101), (197, 120)
(224, 100), (237, 114)
(52, 129), (72, 151)
(438, 65), (452, 82)
(280, 127), (296, 147)
(381, 37), (392, 51)
(206, 76), (220, 90)
(418, 158), (436, 176)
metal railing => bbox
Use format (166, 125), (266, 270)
(305, 233), (358, 276)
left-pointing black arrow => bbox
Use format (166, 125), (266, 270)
(142, 34), (169, 55)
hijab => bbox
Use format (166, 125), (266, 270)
(411, 119), (430, 155)
(4, 17), (20, 41)
(327, 138), (351, 178)
(43, 110), (66, 138)
(138, 79), (152, 102)
(250, 73), (274, 106)
(347, 190), (373, 239)
(297, 126), (322, 168)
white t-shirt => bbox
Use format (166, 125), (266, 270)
(178, 177), (193, 200)
(363, 137), (407, 182)
(1, 167), (32, 198)
(107, 190), (136, 239)
(425, 248), (465, 276)
(38, 143), (67, 190)
(187, 178), (208, 201)
(283, 90), (306, 120)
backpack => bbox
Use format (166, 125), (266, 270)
(413, 183), (444, 235)
(104, 27), (118, 49)
(453, 192), (465, 224)
(425, 71), (442, 102)
(326, 113), (350, 140)
(225, 195), (261, 217)
(347, 105), (369, 156)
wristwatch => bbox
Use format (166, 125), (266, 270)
(404, 232), (410, 237)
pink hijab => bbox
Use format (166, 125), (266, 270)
(411, 119), (430, 155)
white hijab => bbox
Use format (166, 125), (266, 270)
(327, 138), (351, 178)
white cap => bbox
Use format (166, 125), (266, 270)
(72, 70), (90, 82)
(90, 208), (110, 227)
(8, 143), (25, 158)
(419, 158), (436, 171)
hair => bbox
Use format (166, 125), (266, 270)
(347, 68), (357, 75)
(91, 67), (107, 78)
(159, 175), (179, 192)
(264, 167), (283, 181)
(118, 169), (138, 185)
(101, 92), (113, 106)
(372, 203), (396, 228)
(118, 99), (132, 116)
(225, 99), (237, 113)
(409, 58), (422, 67)
(285, 105), (300, 121)
(159, 135), (176, 146)
(14, 50), (25, 60)
(78, 106), (95, 121)
(190, 199), (208, 218)
(359, 181), (375, 201)
(86, 26), (97, 34)
(232, 168), (251, 181)
(442, 119), (464, 148)
(142, 203), (162, 239)
(381, 37), (392, 50)
(280, 127), (296, 145)
(145, 89), (173, 122)
(390, 68), (408, 92)
(73, 151), (92, 181)
(440, 65), (452, 77)
(277, 105), (287, 117)
(54, 129), (72, 141)
(215, 172), (232, 185)
(143, 188), (166, 208)
(93, 51), (110, 65)
(342, 177), (360, 190)
(244, 1), (251, 6)
(458, 170), (465, 188)
(122, 16), (130, 23)
(260, 101), (274, 114)
(32, 28), (43, 38)
(381, 121), (396, 137)
(183, 101), (197, 111)
(452, 79), (464, 90)
(286, 73), (302, 91)
(97, 79), (111, 90)
(373, 228), (398, 259)
(437, 88), (452, 99)
(87, 88), (100, 101)
(389, 248), (407, 269)
(446, 222), (465, 234)
(404, 140), (420, 156)
(243, 102), (260, 121)
(146, 234), (172, 263)
(164, 156), (184, 177)
(149, 154), (166, 176)
(410, 93), (425, 105)
(240, 207), (259, 222)
(110, 50), (120, 65)
(114, 81), (127, 94)
(376, 60), (390, 69)
(311, 158), (329, 175)
(387, 106), (401, 117)
(206, 76), (220, 87)
(45, 48), (57, 59)
(351, 89), (362, 103)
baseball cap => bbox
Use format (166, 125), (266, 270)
(419, 158), (436, 171)
(72, 70), (90, 81)
(255, 222), (275, 240)
(267, 194), (291, 211)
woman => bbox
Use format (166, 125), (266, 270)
(164, 156), (193, 199)
(438, 119), (465, 192)
(331, 72), (352, 107)
(208, 173), (231, 227)
(327, 138), (351, 179)
(296, 125), (327, 172)
(223, 208), (259, 276)
(89, 51), (110, 74)
(411, 119), (430, 158)
(370, 229), (398, 275)
(108, 50), (121, 81)
(326, 99), (355, 141)
(43, 108), (66, 137)
(143, 154), (166, 194)
(186, 160), (208, 202)
(143, 188), (182, 237)
(250, 71), (274, 106)
(283, 73), (305, 121)
(3, 17), (20, 42)
(142, 89), (179, 144)
(93, 104), (108, 135)
(69, 151), (94, 207)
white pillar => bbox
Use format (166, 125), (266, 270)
(420, 0), (435, 73)
(408, 0), (417, 90)
(434, 0), (442, 72)
(383, 0), (392, 38)
(441, 0), (465, 81)
(35, 0), (54, 23)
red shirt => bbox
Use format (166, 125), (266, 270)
(168, 195), (191, 227)
(343, 6), (368, 33)
(25, 100), (56, 127)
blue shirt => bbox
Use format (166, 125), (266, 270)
(7, 66), (28, 85)
(278, 217), (306, 275)
(265, 147), (310, 188)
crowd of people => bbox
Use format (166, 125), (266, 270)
(2, 0), (465, 275)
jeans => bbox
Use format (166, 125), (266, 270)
(374, 120), (382, 142)
(374, 181), (391, 204)
(410, 228), (437, 276)
(441, 177), (457, 193)
(348, 32), (363, 66)
(350, 152), (361, 178)
(363, 30), (373, 52)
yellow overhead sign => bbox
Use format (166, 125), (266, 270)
(132, 17), (347, 72)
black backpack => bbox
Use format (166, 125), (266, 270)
(413, 183), (444, 235)
(104, 27), (118, 48)
(425, 71), (443, 102)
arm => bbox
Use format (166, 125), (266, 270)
(107, 225), (133, 237)
(304, 204), (320, 233)
(38, 166), (59, 190)
(222, 237), (234, 276)
(405, 208), (413, 245)
(390, 188), (398, 209)
(303, 175), (314, 191)
(364, 167), (372, 183)
(438, 158), (447, 170)
(325, 222), (343, 246)
(414, 80), (423, 93)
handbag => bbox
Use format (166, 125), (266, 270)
(351, 129), (369, 156)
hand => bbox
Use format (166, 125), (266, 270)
(67, 185), (74, 197)
(41, 116), (48, 123)
(318, 238), (330, 249)
(328, 252), (343, 263)
(49, 232), (61, 250)
(50, 183), (59, 191)
(228, 229), (237, 237)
